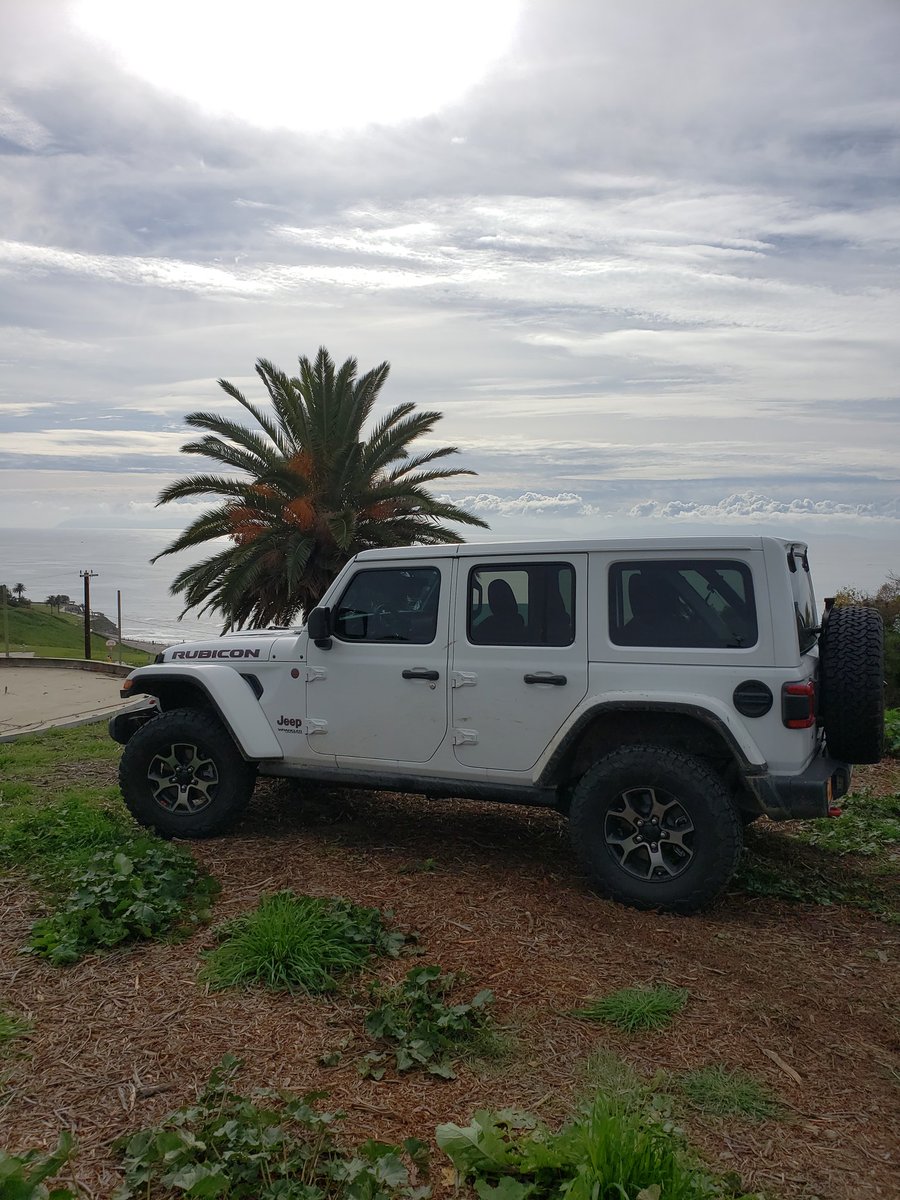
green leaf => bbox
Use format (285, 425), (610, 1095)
(475, 1179), (532, 1200)
(113, 853), (134, 876)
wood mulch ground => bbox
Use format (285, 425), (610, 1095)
(1, 762), (898, 1200)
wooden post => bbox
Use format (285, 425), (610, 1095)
(117, 589), (123, 664)
(80, 570), (98, 660)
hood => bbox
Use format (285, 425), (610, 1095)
(158, 634), (280, 663)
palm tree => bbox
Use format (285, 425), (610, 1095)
(153, 347), (488, 629)
(12, 583), (26, 600)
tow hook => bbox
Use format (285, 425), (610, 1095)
(828, 806), (843, 818)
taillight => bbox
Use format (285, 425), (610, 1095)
(782, 680), (816, 728)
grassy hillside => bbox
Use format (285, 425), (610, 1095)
(1, 605), (152, 666)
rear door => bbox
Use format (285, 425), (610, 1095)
(450, 555), (588, 771)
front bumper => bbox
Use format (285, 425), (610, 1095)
(109, 700), (158, 746)
(744, 753), (852, 821)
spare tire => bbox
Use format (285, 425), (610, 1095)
(818, 605), (884, 763)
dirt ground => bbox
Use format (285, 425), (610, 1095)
(1, 762), (898, 1200)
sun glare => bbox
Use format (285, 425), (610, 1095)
(71, 0), (521, 133)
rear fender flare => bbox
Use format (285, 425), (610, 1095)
(122, 664), (282, 760)
(536, 697), (764, 787)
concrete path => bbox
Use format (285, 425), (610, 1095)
(0, 666), (132, 739)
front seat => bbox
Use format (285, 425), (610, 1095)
(472, 579), (525, 643)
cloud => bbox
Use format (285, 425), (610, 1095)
(450, 491), (592, 516)
(627, 492), (900, 522)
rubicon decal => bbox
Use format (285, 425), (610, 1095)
(171, 648), (262, 660)
(277, 715), (303, 730)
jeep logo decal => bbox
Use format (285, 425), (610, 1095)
(171, 648), (262, 660)
(277, 714), (303, 729)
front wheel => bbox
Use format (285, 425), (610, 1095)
(569, 745), (743, 913)
(119, 707), (256, 837)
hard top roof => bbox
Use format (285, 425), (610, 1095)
(355, 535), (803, 561)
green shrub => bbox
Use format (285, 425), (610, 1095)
(201, 891), (405, 994)
(114, 1054), (430, 1200)
(27, 840), (217, 965)
(573, 986), (689, 1032)
(361, 964), (496, 1080)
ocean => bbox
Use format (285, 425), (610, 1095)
(0, 527), (224, 644)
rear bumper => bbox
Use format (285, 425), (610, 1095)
(745, 754), (852, 820)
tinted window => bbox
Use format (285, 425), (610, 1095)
(468, 562), (575, 646)
(788, 547), (818, 653)
(333, 568), (440, 644)
(609, 560), (757, 648)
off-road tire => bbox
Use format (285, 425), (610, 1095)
(569, 745), (743, 913)
(818, 605), (884, 764)
(119, 707), (256, 837)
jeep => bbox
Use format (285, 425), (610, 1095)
(110, 536), (884, 912)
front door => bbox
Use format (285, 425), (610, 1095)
(451, 555), (588, 771)
(305, 561), (451, 763)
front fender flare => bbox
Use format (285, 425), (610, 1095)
(122, 664), (283, 760)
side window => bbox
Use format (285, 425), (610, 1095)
(333, 567), (440, 644)
(468, 562), (575, 646)
(609, 560), (758, 648)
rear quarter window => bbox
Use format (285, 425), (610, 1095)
(609, 559), (758, 648)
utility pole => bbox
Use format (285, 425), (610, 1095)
(1, 585), (9, 658)
(117, 589), (123, 664)
(79, 570), (98, 660)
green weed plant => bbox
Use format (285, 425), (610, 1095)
(884, 708), (900, 757)
(28, 839), (217, 965)
(201, 891), (405, 994)
(573, 986), (689, 1033)
(114, 1054), (431, 1200)
(0, 1132), (77, 1200)
(437, 1097), (755, 1200)
(361, 964), (496, 1080)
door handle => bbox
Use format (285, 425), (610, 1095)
(402, 668), (440, 681)
(524, 673), (567, 686)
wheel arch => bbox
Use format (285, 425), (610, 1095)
(122, 665), (282, 760)
(538, 702), (759, 800)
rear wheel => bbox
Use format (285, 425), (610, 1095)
(818, 605), (884, 764)
(119, 707), (256, 837)
(569, 745), (743, 913)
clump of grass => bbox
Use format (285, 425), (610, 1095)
(0, 792), (134, 887)
(796, 790), (900, 857)
(201, 891), (405, 994)
(735, 824), (899, 922)
(574, 985), (689, 1032)
(361, 964), (498, 1080)
(27, 839), (218, 965)
(0, 1005), (32, 1049)
(114, 1054), (429, 1200)
(579, 1048), (649, 1105)
(678, 1065), (782, 1120)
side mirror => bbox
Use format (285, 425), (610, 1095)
(307, 607), (332, 649)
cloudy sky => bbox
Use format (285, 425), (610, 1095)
(1, 0), (898, 589)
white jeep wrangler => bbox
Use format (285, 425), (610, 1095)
(111, 536), (884, 912)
